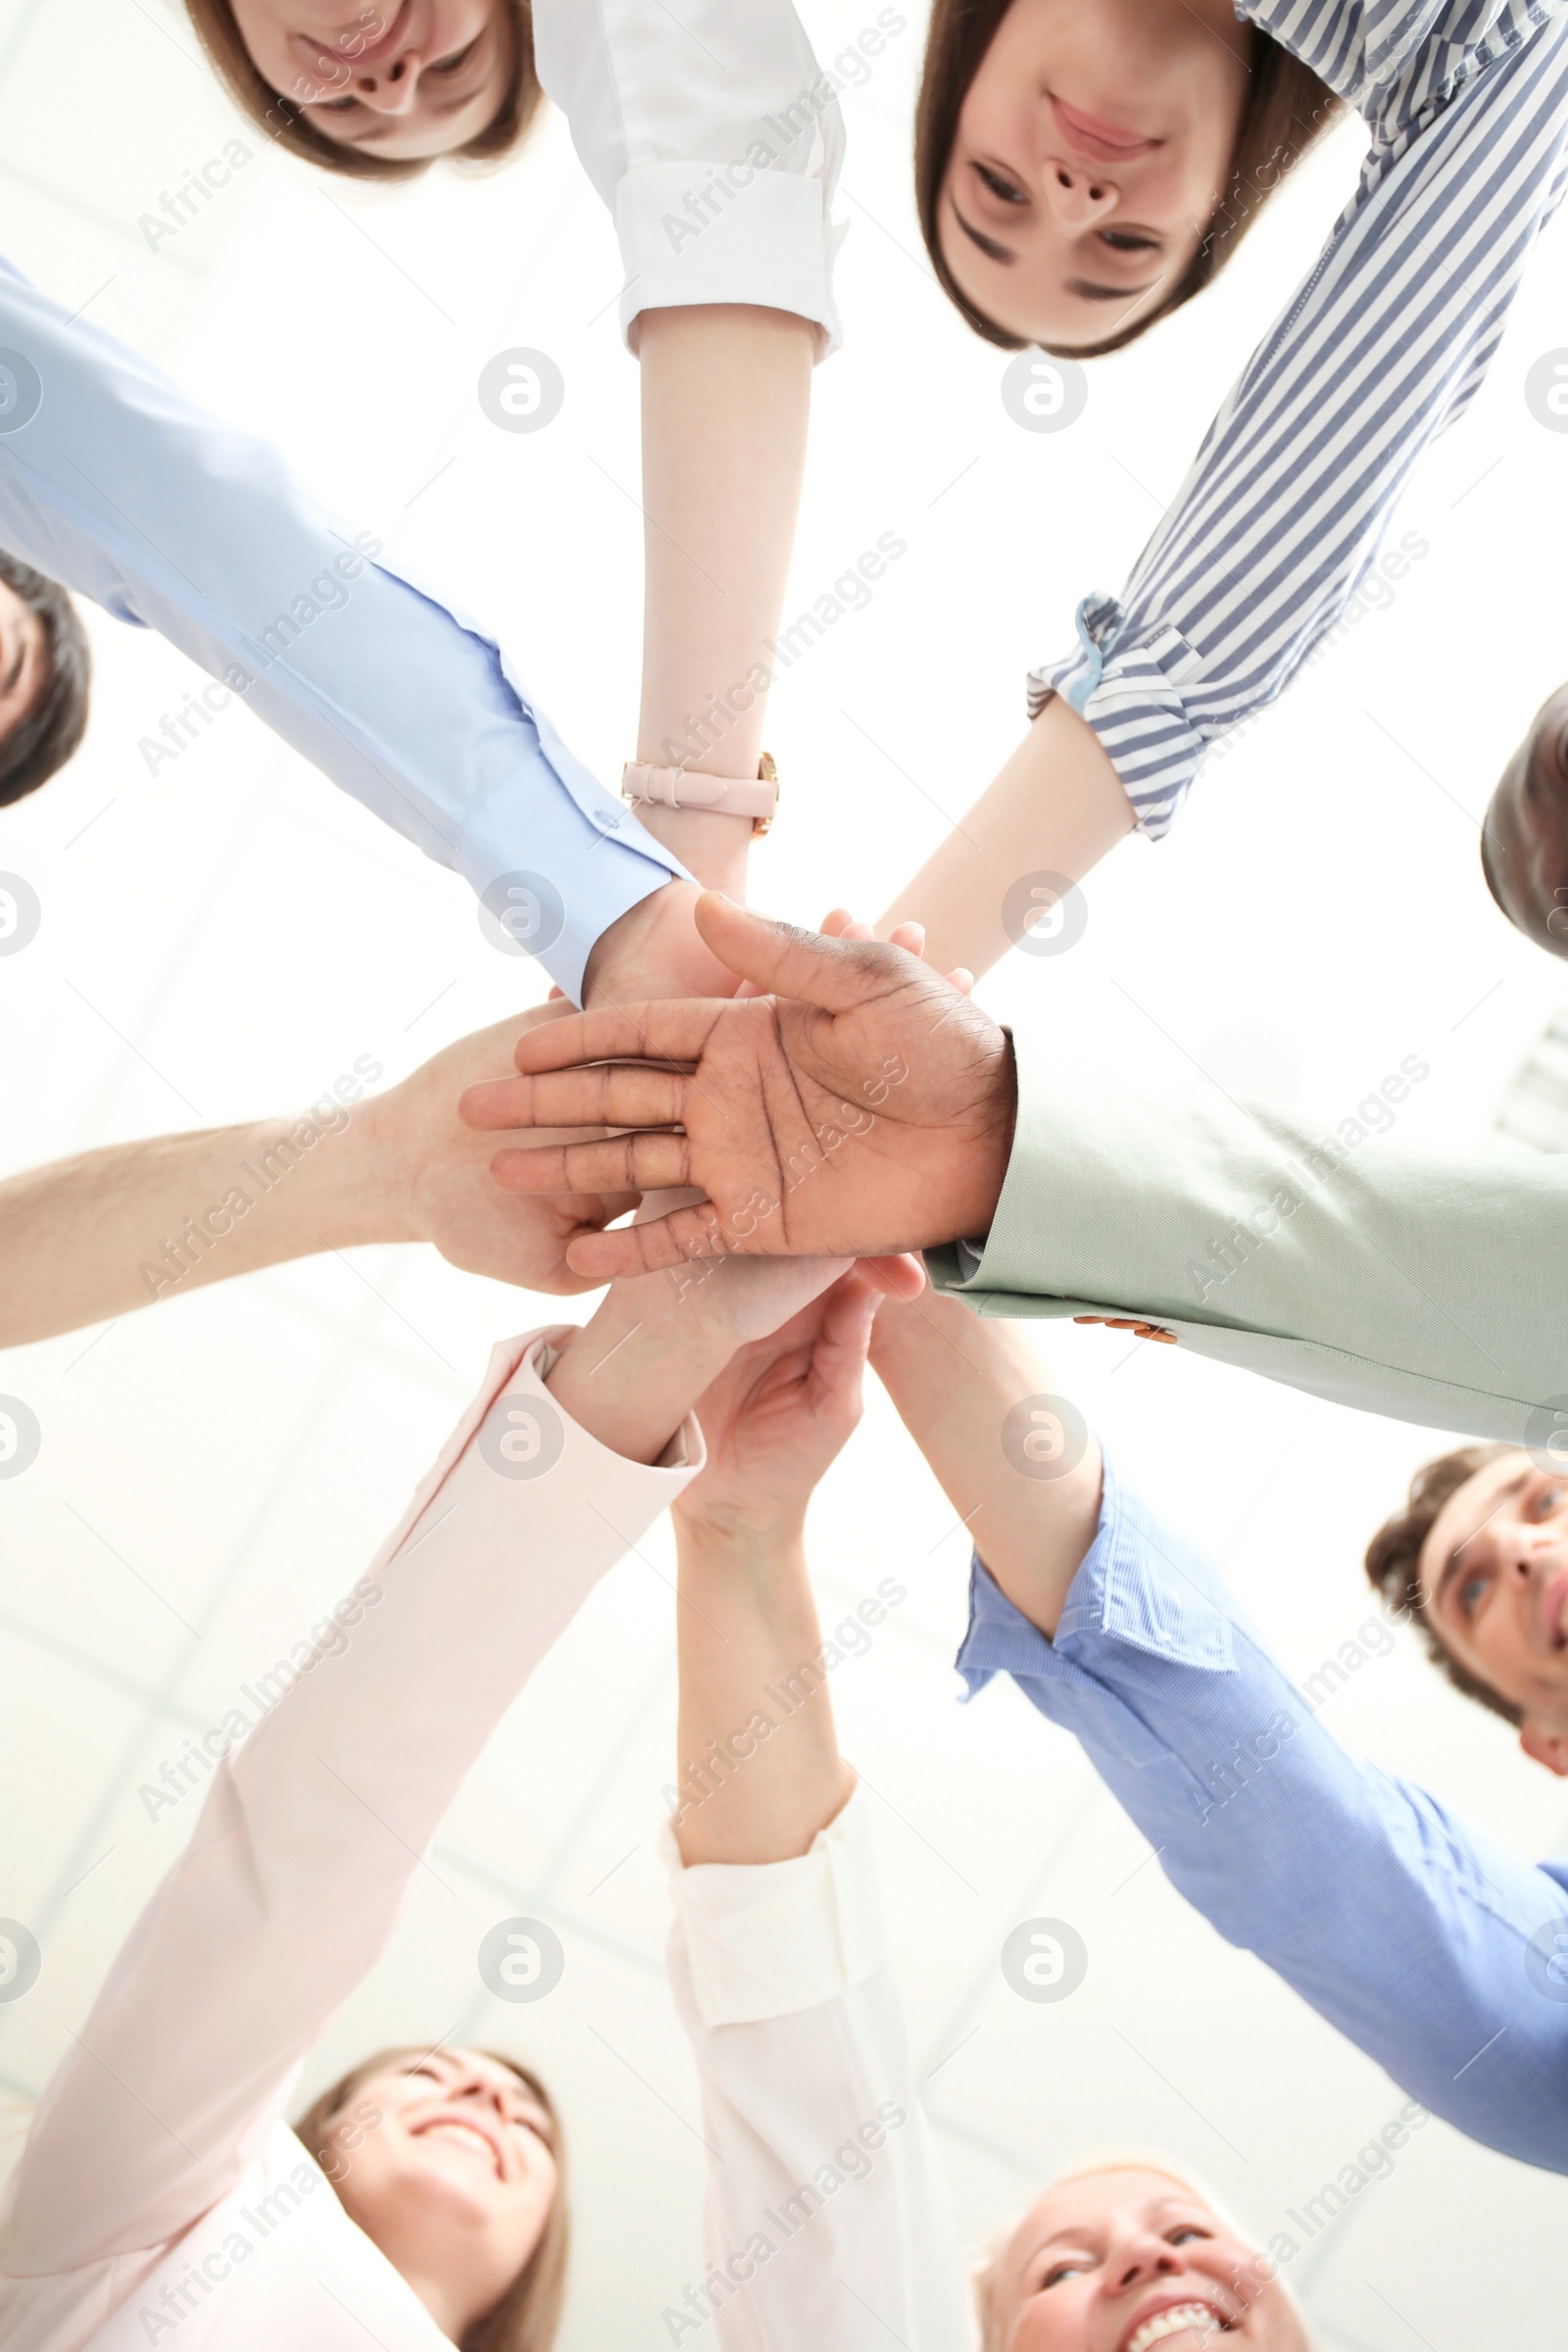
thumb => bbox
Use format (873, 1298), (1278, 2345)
(694, 893), (913, 1015)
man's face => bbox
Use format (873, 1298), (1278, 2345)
(0, 578), (45, 743)
(1482, 684), (1568, 953)
(1419, 1447), (1568, 1770)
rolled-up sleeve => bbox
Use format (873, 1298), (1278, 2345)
(532, 0), (848, 354)
(1029, 6), (1568, 837)
(956, 1466), (1568, 2174)
(663, 1786), (969, 2352)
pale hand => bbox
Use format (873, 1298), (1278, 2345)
(674, 1272), (879, 1540)
(365, 1003), (637, 1296)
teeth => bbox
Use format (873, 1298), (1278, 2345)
(1127, 2308), (1226, 2352)
(424, 2121), (494, 2160)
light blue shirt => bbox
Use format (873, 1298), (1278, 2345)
(956, 1462), (1568, 2173)
(0, 258), (685, 1003)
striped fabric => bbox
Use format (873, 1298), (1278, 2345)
(1028, 0), (1568, 837)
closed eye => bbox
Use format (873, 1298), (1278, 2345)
(432, 36), (480, 74)
(975, 161), (1026, 205)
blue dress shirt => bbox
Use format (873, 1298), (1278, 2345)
(0, 258), (685, 1003)
(956, 1462), (1568, 2173)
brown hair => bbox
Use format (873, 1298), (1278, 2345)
(181, 0), (541, 183)
(0, 551), (91, 807)
(294, 2045), (569, 2351)
(914, 2), (1341, 357)
(1364, 1444), (1523, 1726)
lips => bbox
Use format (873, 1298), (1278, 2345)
(1051, 94), (1158, 162)
(1120, 2298), (1233, 2352)
(412, 2111), (505, 2176)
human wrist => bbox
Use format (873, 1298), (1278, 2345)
(628, 802), (753, 900)
(545, 1290), (732, 1466)
(348, 1080), (434, 1250)
(672, 1496), (808, 1558)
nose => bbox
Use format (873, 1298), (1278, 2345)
(1110, 2239), (1183, 2294)
(348, 47), (422, 115)
(1042, 158), (1118, 228)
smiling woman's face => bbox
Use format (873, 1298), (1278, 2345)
(325, 2047), (558, 2328)
(227, 0), (512, 160)
(988, 2169), (1307, 2352)
(940, 0), (1252, 348)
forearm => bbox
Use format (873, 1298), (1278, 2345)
(630, 304), (814, 895)
(671, 1511), (855, 1865)
(3, 1328), (697, 2270)
(876, 698), (1134, 982)
(1001, 1578), (1568, 2171)
(0, 1105), (409, 1348)
(869, 1289), (1102, 1638)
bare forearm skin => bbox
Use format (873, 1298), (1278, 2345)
(877, 698), (1136, 983)
(670, 1510), (856, 1867)
(868, 1289), (1103, 1642)
(0, 1094), (411, 1349)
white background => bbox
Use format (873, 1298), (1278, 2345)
(1, 1), (1567, 2344)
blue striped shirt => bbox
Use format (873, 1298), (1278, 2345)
(957, 1461), (1568, 2174)
(1029, 0), (1568, 836)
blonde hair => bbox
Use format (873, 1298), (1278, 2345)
(972, 2152), (1296, 2351)
(293, 2045), (569, 2352)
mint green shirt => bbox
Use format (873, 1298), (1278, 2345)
(929, 1025), (1566, 1444)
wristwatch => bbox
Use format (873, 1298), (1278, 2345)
(621, 751), (779, 836)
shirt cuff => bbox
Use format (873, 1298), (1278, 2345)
(371, 549), (692, 1006)
(1028, 593), (1208, 840)
(615, 161), (845, 356)
(956, 1458), (1236, 1698)
(661, 1781), (882, 2027)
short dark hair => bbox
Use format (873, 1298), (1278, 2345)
(1364, 1444), (1523, 1726)
(914, 4), (1342, 358)
(181, 0), (542, 183)
(0, 550), (90, 807)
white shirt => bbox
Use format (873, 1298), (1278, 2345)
(0, 2), (849, 1004)
(663, 1785), (970, 2350)
(0, 1347), (967, 2351)
(532, 0), (848, 354)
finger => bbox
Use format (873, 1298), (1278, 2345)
(810, 1275), (879, 1397)
(462, 1066), (689, 1133)
(945, 966), (975, 996)
(490, 1135), (693, 1194)
(547, 985), (565, 1001)
(509, 1000), (722, 1075)
(888, 921), (926, 957)
(694, 892), (917, 1013)
(565, 1200), (747, 1281)
(860, 1253), (926, 1300)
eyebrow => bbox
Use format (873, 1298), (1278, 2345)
(1432, 1469), (1532, 1610)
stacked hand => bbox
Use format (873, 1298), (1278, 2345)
(459, 893), (1017, 1282)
